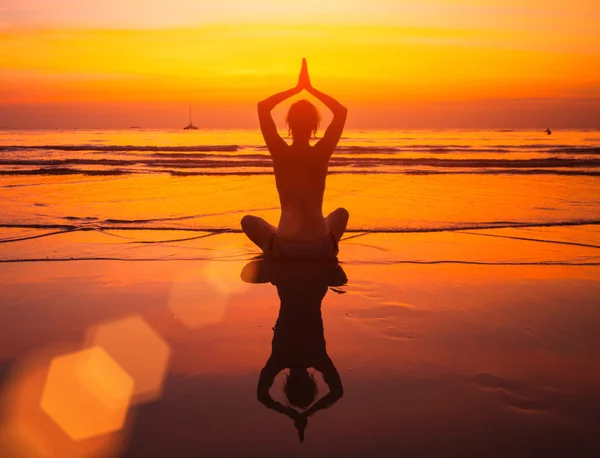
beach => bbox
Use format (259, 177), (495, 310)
(1, 129), (599, 457)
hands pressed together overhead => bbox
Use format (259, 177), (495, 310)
(296, 58), (312, 93)
(257, 57), (347, 152)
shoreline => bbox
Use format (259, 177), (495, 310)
(1, 227), (598, 265)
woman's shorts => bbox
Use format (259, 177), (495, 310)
(265, 233), (339, 260)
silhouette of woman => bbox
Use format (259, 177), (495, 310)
(241, 259), (346, 442)
(241, 58), (349, 259)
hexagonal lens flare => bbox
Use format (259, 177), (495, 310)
(0, 349), (128, 458)
(168, 260), (248, 329)
(40, 346), (134, 442)
(87, 315), (171, 404)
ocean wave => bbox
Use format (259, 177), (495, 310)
(336, 145), (512, 153)
(549, 147), (600, 154)
(0, 144), (239, 152)
(329, 157), (600, 167)
(170, 169), (600, 177)
(1, 156), (599, 169)
(0, 168), (130, 176)
(400, 169), (600, 176)
(2, 143), (599, 154)
(1, 168), (599, 177)
(490, 145), (600, 152)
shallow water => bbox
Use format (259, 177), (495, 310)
(0, 129), (599, 238)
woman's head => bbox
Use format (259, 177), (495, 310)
(286, 100), (320, 140)
(284, 368), (318, 409)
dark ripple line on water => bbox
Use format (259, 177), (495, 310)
(0, 229), (76, 244)
(2, 144), (599, 154)
(458, 231), (600, 249)
(0, 145), (240, 152)
(2, 157), (599, 168)
(1, 169), (599, 177)
(0, 257), (597, 266)
(1, 219), (599, 234)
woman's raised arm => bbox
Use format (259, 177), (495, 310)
(257, 87), (300, 152)
(300, 59), (347, 155)
(310, 86), (347, 154)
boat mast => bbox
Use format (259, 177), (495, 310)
(189, 101), (192, 125)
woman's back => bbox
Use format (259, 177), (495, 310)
(272, 145), (329, 240)
(273, 145), (328, 196)
(273, 145), (329, 242)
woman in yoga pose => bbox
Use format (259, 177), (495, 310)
(241, 58), (349, 259)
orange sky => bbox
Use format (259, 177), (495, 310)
(0, 0), (599, 128)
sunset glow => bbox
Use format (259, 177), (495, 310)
(1, 0), (599, 127)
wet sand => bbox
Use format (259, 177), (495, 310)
(0, 230), (599, 457)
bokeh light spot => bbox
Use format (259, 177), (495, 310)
(168, 260), (248, 329)
(88, 315), (171, 403)
(40, 346), (133, 442)
(0, 348), (127, 458)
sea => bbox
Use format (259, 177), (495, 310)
(1, 128), (598, 236)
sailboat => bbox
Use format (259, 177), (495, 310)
(183, 101), (198, 130)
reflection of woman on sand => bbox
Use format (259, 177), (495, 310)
(241, 58), (349, 260)
(241, 259), (347, 442)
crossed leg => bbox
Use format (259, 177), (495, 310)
(241, 215), (276, 252)
(241, 208), (349, 253)
(326, 207), (350, 242)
